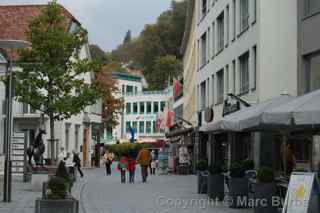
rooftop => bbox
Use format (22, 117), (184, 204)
(112, 71), (142, 82)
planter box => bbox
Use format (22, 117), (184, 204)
(197, 172), (208, 194)
(253, 182), (278, 213)
(207, 174), (224, 200)
(35, 198), (79, 213)
(229, 177), (249, 208)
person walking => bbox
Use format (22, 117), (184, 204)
(127, 157), (136, 183)
(151, 160), (156, 175)
(137, 148), (151, 183)
(73, 150), (83, 178)
(103, 150), (113, 175)
(117, 155), (128, 183)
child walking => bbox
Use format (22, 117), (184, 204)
(127, 158), (136, 183)
(117, 155), (128, 183)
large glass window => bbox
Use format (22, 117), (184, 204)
(139, 121), (145, 134)
(126, 85), (133, 94)
(308, 54), (320, 92)
(200, 81), (206, 109)
(239, 51), (250, 94)
(226, 5), (230, 45)
(201, 32), (207, 67)
(146, 121), (152, 134)
(139, 102), (145, 114)
(132, 121), (138, 132)
(211, 75), (215, 105)
(133, 102), (138, 114)
(232, 0), (236, 39)
(153, 102), (159, 114)
(212, 22), (215, 56)
(126, 121), (131, 133)
(217, 12), (224, 52)
(160, 101), (166, 112)
(240, 0), (249, 31)
(217, 70), (224, 104)
(304, 0), (320, 17)
(147, 102), (152, 114)
(126, 103), (131, 114)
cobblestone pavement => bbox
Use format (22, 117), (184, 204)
(0, 168), (253, 213)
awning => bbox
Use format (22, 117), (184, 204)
(165, 127), (194, 138)
(263, 89), (320, 127)
(204, 95), (295, 132)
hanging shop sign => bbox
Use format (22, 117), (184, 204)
(204, 108), (214, 123)
(222, 100), (240, 117)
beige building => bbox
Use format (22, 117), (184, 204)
(181, 0), (197, 126)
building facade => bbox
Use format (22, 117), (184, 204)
(196, 0), (298, 168)
(0, 5), (102, 167)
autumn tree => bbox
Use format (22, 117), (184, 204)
(89, 44), (109, 65)
(16, 1), (101, 160)
(95, 63), (124, 130)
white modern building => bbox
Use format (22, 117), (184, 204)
(110, 71), (170, 142)
(196, 0), (297, 125)
(195, 0), (298, 169)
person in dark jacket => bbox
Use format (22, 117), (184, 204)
(73, 150), (83, 178)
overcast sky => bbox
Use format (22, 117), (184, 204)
(0, 0), (174, 51)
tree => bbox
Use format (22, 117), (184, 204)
(95, 63), (124, 130)
(123, 30), (132, 44)
(147, 55), (182, 90)
(89, 44), (109, 65)
(16, 1), (101, 160)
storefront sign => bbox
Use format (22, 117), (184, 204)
(222, 100), (240, 117)
(282, 172), (319, 213)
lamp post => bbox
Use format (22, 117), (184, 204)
(0, 40), (31, 202)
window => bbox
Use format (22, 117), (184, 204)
(139, 121), (144, 134)
(200, 81), (206, 109)
(232, 60), (236, 93)
(211, 75), (215, 105)
(304, 0), (320, 16)
(153, 121), (157, 133)
(226, 65), (229, 94)
(135, 86), (138, 94)
(146, 121), (152, 134)
(240, 0), (249, 32)
(217, 12), (224, 52)
(239, 52), (250, 94)
(307, 54), (320, 92)
(126, 103), (131, 114)
(232, 0), (236, 39)
(201, 33), (207, 67)
(126, 85), (133, 94)
(133, 102), (138, 114)
(207, 27), (211, 60)
(202, 0), (207, 18)
(153, 102), (159, 114)
(252, 46), (257, 90)
(65, 123), (70, 152)
(147, 102), (152, 114)
(217, 70), (224, 104)
(253, 0), (257, 22)
(126, 121), (131, 133)
(226, 5), (230, 45)
(75, 125), (80, 152)
(132, 121), (138, 131)
(122, 85), (125, 94)
(139, 102), (145, 114)
(160, 101), (166, 112)
(212, 22), (215, 57)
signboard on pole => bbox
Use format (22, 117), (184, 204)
(10, 132), (26, 176)
(282, 172), (320, 213)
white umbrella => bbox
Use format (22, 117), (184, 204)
(204, 95), (295, 132)
(263, 89), (320, 127)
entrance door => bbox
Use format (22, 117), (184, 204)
(83, 128), (88, 166)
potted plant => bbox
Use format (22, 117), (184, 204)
(207, 164), (224, 200)
(253, 167), (278, 213)
(196, 160), (208, 194)
(35, 176), (79, 213)
(228, 162), (249, 208)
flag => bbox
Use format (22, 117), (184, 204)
(173, 78), (181, 99)
(166, 110), (174, 128)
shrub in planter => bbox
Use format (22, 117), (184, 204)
(228, 163), (249, 208)
(47, 177), (68, 199)
(254, 167), (278, 213)
(196, 160), (208, 194)
(243, 160), (255, 171)
(207, 164), (224, 200)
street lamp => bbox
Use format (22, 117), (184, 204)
(0, 40), (31, 202)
